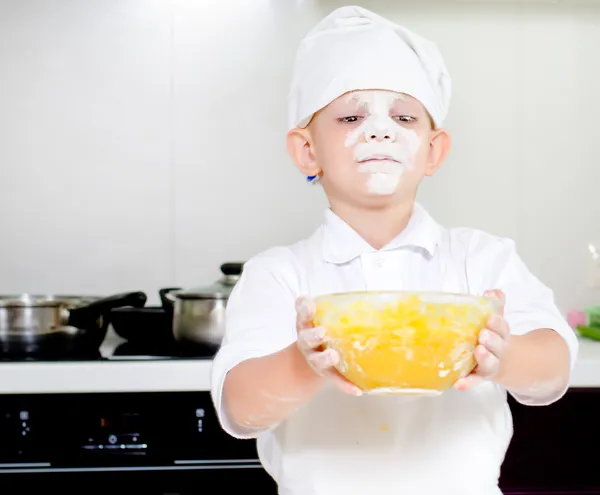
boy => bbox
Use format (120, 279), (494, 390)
(210, 5), (578, 495)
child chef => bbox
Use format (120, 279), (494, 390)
(210, 5), (578, 495)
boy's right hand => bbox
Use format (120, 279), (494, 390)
(295, 297), (363, 396)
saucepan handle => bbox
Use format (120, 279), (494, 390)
(66, 291), (147, 328)
(159, 287), (181, 310)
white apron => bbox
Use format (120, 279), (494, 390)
(257, 230), (513, 495)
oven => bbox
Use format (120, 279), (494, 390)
(0, 391), (277, 494)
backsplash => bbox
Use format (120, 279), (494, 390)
(0, 0), (598, 313)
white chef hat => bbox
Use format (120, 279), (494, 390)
(287, 5), (452, 130)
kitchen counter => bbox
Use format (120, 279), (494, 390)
(0, 330), (598, 394)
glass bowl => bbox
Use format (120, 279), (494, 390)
(312, 291), (500, 396)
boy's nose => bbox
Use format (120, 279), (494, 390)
(365, 124), (395, 143)
(366, 132), (391, 142)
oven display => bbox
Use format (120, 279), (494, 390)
(83, 412), (146, 454)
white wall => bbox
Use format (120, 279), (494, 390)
(0, 0), (598, 314)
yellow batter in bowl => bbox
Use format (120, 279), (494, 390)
(312, 291), (500, 396)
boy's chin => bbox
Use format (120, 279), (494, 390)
(363, 172), (403, 196)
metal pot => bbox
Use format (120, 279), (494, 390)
(0, 291), (147, 356)
(162, 263), (243, 347)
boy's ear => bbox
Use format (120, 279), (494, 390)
(287, 127), (321, 178)
(425, 128), (451, 176)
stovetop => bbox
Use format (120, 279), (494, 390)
(0, 328), (219, 363)
(104, 334), (219, 361)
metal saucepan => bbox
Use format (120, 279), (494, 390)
(0, 291), (147, 356)
(161, 263), (243, 347)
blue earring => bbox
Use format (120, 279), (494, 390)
(306, 175), (317, 183)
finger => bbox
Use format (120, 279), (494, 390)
(485, 314), (510, 340)
(295, 297), (316, 329)
(483, 289), (505, 316)
(329, 372), (363, 396)
(473, 344), (499, 377)
(454, 374), (485, 391)
(478, 328), (507, 359)
(306, 347), (339, 374)
(297, 326), (327, 351)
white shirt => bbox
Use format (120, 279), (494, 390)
(210, 203), (579, 495)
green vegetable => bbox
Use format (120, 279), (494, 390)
(577, 324), (600, 341)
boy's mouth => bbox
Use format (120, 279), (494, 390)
(358, 157), (405, 175)
(353, 141), (415, 170)
(359, 156), (401, 164)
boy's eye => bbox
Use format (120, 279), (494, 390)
(393, 115), (416, 123)
(338, 116), (363, 123)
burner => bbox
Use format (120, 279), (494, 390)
(0, 332), (105, 361)
(0, 344), (103, 362)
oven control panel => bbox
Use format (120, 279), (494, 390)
(0, 392), (259, 470)
(80, 411), (147, 453)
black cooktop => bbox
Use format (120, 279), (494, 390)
(109, 338), (219, 360)
(0, 329), (219, 363)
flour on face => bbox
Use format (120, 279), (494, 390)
(344, 91), (421, 195)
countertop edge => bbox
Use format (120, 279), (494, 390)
(0, 337), (597, 395)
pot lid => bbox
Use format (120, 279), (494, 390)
(0, 294), (102, 308)
(171, 262), (244, 300)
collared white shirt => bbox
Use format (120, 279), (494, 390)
(210, 203), (578, 495)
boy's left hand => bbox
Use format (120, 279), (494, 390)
(454, 289), (510, 391)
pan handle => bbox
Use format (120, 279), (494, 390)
(66, 291), (147, 328)
(159, 287), (181, 310)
